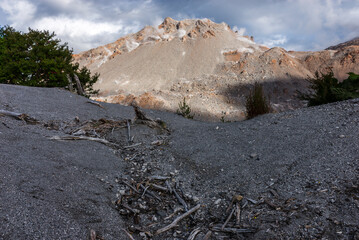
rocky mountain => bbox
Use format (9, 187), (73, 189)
(73, 17), (359, 121)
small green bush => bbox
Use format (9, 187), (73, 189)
(298, 71), (359, 106)
(177, 97), (194, 119)
(245, 82), (271, 119)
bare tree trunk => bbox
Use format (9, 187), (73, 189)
(66, 74), (74, 92)
(73, 73), (85, 96)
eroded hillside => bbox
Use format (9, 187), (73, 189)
(73, 17), (359, 121)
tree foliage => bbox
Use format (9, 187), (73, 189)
(245, 82), (271, 119)
(0, 25), (98, 96)
(298, 71), (359, 106)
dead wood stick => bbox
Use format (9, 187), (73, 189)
(0, 110), (24, 118)
(264, 198), (280, 210)
(87, 100), (105, 109)
(126, 119), (132, 144)
(132, 104), (153, 121)
(150, 183), (168, 192)
(122, 229), (135, 240)
(141, 185), (150, 198)
(212, 227), (256, 234)
(225, 199), (235, 214)
(122, 180), (154, 200)
(74, 73), (85, 96)
(246, 198), (258, 204)
(0, 110), (38, 123)
(140, 184), (161, 201)
(187, 227), (201, 240)
(165, 180), (173, 194)
(222, 207), (235, 230)
(164, 207), (183, 220)
(50, 135), (118, 147)
(235, 203), (241, 226)
(121, 203), (140, 214)
(235, 203), (242, 226)
(122, 180), (140, 194)
(155, 204), (201, 235)
(148, 175), (171, 181)
(173, 188), (188, 211)
(90, 229), (96, 240)
(202, 231), (212, 240)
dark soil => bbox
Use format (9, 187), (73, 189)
(1, 84), (358, 239)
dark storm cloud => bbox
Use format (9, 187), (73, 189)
(1, 0), (359, 53)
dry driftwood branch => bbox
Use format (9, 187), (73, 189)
(148, 176), (171, 181)
(236, 203), (241, 226)
(132, 104), (153, 121)
(202, 231), (212, 240)
(187, 227), (201, 240)
(269, 189), (279, 198)
(155, 204), (201, 235)
(222, 207), (235, 230)
(87, 100), (105, 109)
(122, 180), (154, 200)
(121, 203), (140, 214)
(173, 188), (189, 212)
(150, 183), (168, 192)
(50, 135), (119, 147)
(212, 226), (256, 234)
(90, 229), (96, 240)
(0, 110), (38, 124)
(126, 119), (132, 144)
(164, 207), (183, 220)
(122, 229), (135, 240)
(73, 73), (85, 96)
(264, 198), (280, 210)
(246, 198), (258, 204)
(140, 184), (161, 201)
(165, 180), (173, 194)
(122, 180), (140, 194)
(132, 104), (169, 131)
(226, 195), (243, 213)
(141, 185), (150, 198)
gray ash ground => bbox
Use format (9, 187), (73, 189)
(1, 84), (359, 239)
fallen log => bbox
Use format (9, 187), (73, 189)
(0, 110), (38, 124)
(49, 135), (119, 147)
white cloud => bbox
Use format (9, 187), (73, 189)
(31, 16), (138, 52)
(0, 0), (36, 28)
(1, 0), (359, 52)
(259, 35), (288, 48)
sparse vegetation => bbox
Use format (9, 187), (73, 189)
(245, 82), (271, 119)
(177, 97), (194, 119)
(298, 70), (359, 106)
(0, 25), (98, 97)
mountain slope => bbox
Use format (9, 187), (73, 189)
(326, 37), (359, 50)
(74, 18), (359, 121)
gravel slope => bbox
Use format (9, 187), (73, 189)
(0, 84), (358, 239)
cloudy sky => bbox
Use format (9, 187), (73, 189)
(1, 0), (359, 53)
